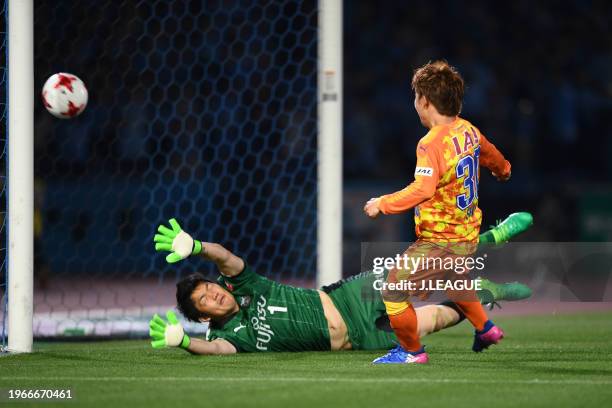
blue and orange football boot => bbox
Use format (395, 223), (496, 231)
(372, 345), (429, 364)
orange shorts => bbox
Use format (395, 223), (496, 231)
(383, 240), (479, 302)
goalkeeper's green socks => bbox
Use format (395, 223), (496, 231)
(477, 278), (533, 305)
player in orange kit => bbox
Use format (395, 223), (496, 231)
(364, 60), (511, 364)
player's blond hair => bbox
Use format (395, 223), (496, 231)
(411, 60), (464, 116)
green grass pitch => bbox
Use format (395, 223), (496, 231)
(2, 312), (612, 408)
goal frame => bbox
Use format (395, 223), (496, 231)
(6, 0), (34, 353)
(4, 0), (342, 351)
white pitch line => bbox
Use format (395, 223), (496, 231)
(1, 377), (611, 386)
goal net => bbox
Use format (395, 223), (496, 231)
(1, 0), (343, 342)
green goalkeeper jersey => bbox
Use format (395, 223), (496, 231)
(206, 266), (331, 352)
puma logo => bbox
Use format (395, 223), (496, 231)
(234, 323), (247, 333)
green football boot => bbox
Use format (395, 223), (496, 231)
(476, 277), (533, 309)
(481, 212), (533, 245)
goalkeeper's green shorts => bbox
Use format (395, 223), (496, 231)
(322, 271), (397, 351)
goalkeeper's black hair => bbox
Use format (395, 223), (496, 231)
(176, 273), (215, 322)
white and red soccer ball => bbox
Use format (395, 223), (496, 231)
(41, 73), (88, 119)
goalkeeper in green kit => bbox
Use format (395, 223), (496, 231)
(150, 213), (533, 355)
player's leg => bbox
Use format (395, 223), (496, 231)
(462, 212), (533, 348)
(431, 237), (509, 352)
(461, 276), (532, 351)
(329, 271), (527, 351)
(382, 280), (420, 354)
(382, 299), (423, 351)
(323, 267), (425, 362)
(415, 303), (463, 337)
(356, 303), (464, 350)
(325, 271), (447, 351)
(373, 240), (495, 363)
(373, 243), (434, 364)
(415, 278), (531, 337)
(447, 279), (505, 352)
(451, 300), (488, 330)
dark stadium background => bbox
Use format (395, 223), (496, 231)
(29, 0), (612, 285)
(342, 0), (612, 274)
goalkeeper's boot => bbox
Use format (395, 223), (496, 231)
(477, 277), (533, 309)
(372, 345), (429, 364)
(489, 212), (533, 244)
(472, 320), (504, 352)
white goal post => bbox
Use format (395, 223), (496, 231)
(317, 0), (343, 288)
(7, 0), (34, 353)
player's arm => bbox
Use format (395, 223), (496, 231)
(153, 218), (244, 277)
(187, 337), (237, 355)
(149, 310), (237, 355)
(196, 242), (244, 278)
(479, 134), (511, 181)
(364, 141), (441, 217)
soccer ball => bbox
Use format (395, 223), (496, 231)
(41, 73), (88, 118)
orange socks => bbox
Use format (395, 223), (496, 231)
(454, 301), (488, 331)
(387, 304), (422, 352)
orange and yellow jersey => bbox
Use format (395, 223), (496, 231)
(378, 117), (511, 243)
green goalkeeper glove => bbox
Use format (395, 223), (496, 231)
(149, 310), (191, 349)
(153, 218), (202, 263)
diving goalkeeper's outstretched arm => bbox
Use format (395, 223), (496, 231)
(187, 337), (236, 355)
(149, 310), (237, 355)
(196, 242), (244, 278)
(153, 218), (244, 277)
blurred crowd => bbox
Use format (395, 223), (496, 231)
(27, 1), (612, 280)
(344, 0), (612, 183)
(342, 0), (612, 259)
